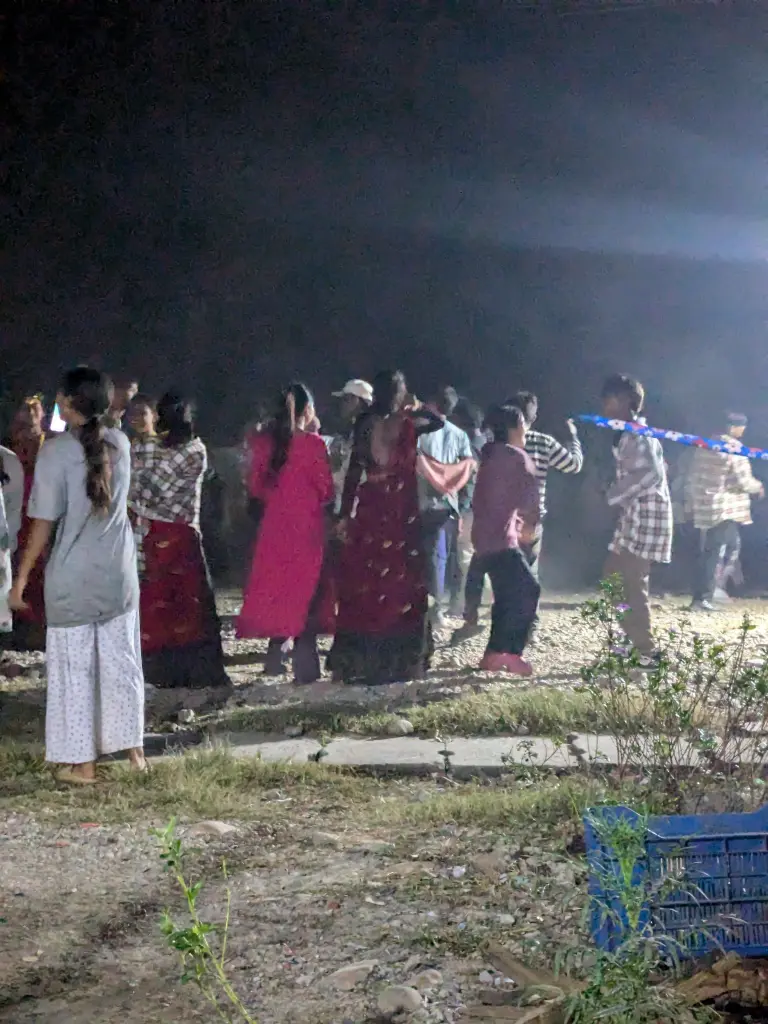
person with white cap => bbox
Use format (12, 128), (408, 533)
(327, 379), (373, 512)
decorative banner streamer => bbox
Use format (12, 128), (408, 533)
(577, 415), (768, 462)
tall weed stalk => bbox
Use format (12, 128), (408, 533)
(561, 811), (720, 1024)
(152, 819), (257, 1024)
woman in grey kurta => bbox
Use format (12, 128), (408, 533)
(10, 367), (146, 783)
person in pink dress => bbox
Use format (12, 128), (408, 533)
(237, 383), (335, 683)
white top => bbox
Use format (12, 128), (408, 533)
(0, 445), (24, 553)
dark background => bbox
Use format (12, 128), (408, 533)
(4, 0), (768, 586)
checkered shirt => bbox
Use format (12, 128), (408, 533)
(130, 436), (206, 529)
(688, 441), (762, 531)
(524, 429), (583, 516)
(607, 432), (672, 564)
(129, 436), (207, 574)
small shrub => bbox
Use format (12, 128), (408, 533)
(580, 578), (768, 810)
(152, 818), (257, 1024)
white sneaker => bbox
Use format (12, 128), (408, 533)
(713, 588), (732, 603)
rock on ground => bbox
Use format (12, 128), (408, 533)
(326, 960), (379, 990)
(378, 984), (424, 1016)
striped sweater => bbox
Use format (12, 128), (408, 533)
(524, 429), (584, 516)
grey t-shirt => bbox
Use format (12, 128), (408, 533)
(28, 428), (139, 628)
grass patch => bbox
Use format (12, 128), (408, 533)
(0, 742), (379, 824)
(215, 686), (658, 739)
(381, 776), (671, 830)
(394, 688), (607, 737)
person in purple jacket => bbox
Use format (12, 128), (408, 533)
(472, 403), (541, 677)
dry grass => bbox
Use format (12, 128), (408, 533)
(0, 741), (379, 824)
(0, 739), (638, 833)
(215, 685), (639, 739)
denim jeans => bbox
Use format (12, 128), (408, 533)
(421, 510), (460, 613)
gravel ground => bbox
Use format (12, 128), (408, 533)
(0, 787), (587, 1024)
(4, 590), (765, 726)
(212, 590), (768, 726)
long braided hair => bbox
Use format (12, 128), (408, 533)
(61, 367), (114, 513)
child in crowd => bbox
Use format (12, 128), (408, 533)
(601, 374), (673, 664)
(471, 403), (540, 677)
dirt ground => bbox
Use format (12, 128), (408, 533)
(0, 777), (589, 1024)
(1, 591), (766, 1023)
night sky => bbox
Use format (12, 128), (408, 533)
(3, 0), (768, 442)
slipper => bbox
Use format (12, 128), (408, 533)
(56, 769), (99, 786)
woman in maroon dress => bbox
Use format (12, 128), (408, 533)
(130, 393), (229, 690)
(330, 371), (442, 685)
(237, 383), (335, 684)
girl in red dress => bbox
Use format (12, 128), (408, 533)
(330, 371), (442, 685)
(237, 383), (335, 684)
(130, 393), (229, 690)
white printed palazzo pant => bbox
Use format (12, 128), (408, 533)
(45, 609), (145, 764)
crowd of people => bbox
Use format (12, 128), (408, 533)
(0, 363), (762, 784)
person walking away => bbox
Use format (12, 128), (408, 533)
(688, 412), (763, 611)
(472, 404), (540, 676)
(326, 379), (373, 513)
(331, 370), (442, 684)
(9, 367), (146, 783)
(601, 374), (673, 664)
(6, 395), (49, 648)
(417, 386), (475, 628)
(237, 383), (336, 683)
(130, 392), (229, 690)
(453, 389), (582, 643)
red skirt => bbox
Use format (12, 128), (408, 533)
(140, 521), (214, 654)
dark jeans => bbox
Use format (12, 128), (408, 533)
(265, 634), (320, 683)
(693, 520), (741, 603)
(480, 548), (541, 656)
(465, 527), (543, 624)
(464, 553), (486, 625)
(421, 510), (460, 613)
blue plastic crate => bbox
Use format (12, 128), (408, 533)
(584, 804), (768, 957)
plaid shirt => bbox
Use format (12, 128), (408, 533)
(525, 429), (583, 516)
(607, 431), (672, 563)
(130, 436), (207, 571)
(688, 441), (762, 530)
(130, 436), (206, 528)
